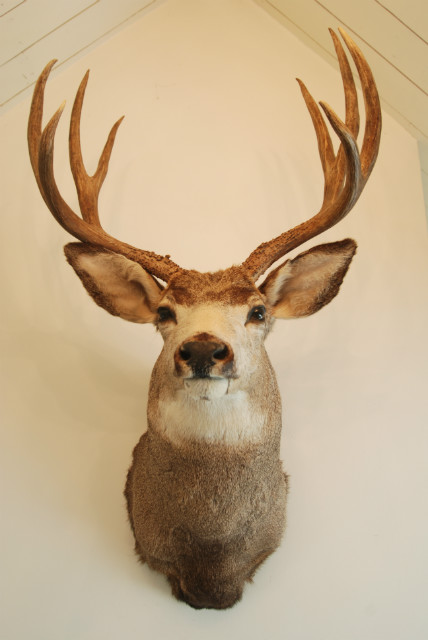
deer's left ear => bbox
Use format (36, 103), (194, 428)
(259, 239), (357, 318)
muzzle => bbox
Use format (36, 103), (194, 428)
(174, 332), (235, 379)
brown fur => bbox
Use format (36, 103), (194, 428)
(164, 268), (259, 306)
(124, 431), (288, 609)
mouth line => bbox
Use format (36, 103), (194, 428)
(182, 373), (239, 381)
(187, 374), (225, 381)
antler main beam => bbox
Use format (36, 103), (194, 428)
(28, 60), (181, 282)
(242, 28), (382, 281)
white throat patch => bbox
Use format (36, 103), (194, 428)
(157, 384), (265, 446)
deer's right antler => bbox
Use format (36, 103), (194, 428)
(28, 60), (181, 282)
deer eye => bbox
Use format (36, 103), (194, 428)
(157, 306), (175, 323)
(247, 305), (266, 323)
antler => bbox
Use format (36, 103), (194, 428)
(28, 60), (181, 282)
(242, 28), (381, 281)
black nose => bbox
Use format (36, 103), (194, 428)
(178, 340), (230, 378)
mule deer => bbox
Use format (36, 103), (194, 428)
(28, 29), (381, 609)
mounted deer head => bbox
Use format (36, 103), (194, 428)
(28, 28), (381, 609)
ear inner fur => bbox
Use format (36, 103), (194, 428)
(64, 242), (162, 323)
(260, 239), (357, 318)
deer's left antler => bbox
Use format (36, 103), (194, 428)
(242, 28), (382, 281)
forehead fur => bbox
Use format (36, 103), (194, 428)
(164, 267), (260, 306)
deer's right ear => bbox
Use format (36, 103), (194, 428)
(64, 243), (163, 323)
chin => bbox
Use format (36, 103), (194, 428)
(183, 377), (230, 400)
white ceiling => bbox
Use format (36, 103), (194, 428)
(1, 0), (428, 211)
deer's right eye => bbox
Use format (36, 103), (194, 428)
(157, 307), (175, 323)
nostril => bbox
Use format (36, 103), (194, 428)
(213, 344), (229, 361)
(179, 346), (191, 362)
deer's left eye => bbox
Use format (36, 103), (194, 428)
(247, 305), (266, 323)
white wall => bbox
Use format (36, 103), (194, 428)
(1, 0), (428, 638)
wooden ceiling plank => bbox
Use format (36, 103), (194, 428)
(0, 0), (25, 19)
(0, 0), (159, 109)
(318, 0), (428, 93)
(0, 0), (93, 66)
(377, 0), (428, 43)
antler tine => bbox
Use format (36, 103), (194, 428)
(328, 28), (359, 202)
(69, 69), (124, 226)
(291, 79), (361, 218)
(242, 29), (381, 281)
(28, 60), (181, 282)
(338, 28), (381, 179)
(28, 59), (58, 203)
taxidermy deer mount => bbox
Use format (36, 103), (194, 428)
(28, 28), (381, 609)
